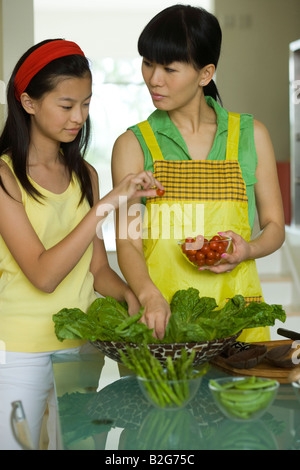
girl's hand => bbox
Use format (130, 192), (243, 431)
(123, 288), (141, 316)
(109, 171), (164, 208)
(199, 230), (251, 274)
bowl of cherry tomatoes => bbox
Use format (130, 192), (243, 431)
(178, 234), (233, 268)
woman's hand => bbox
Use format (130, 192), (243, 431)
(139, 293), (171, 340)
(199, 230), (251, 274)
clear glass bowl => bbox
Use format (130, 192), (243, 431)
(178, 235), (232, 268)
(137, 374), (202, 410)
(208, 376), (279, 422)
(292, 380), (300, 403)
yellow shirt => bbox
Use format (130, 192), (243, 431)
(0, 154), (97, 352)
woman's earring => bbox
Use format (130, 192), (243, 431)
(201, 82), (205, 86)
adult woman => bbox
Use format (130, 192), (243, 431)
(0, 39), (161, 449)
(112, 5), (285, 341)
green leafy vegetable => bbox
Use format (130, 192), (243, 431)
(53, 296), (157, 344)
(53, 308), (96, 342)
(53, 288), (286, 344)
(163, 291), (286, 343)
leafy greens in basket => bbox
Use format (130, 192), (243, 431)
(53, 288), (286, 344)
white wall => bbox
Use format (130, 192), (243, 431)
(0, 0), (34, 126)
(215, 0), (300, 162)
(34, 0), (213, 59)
(2, 0), (34, 83)
(0, 0), (212, 133)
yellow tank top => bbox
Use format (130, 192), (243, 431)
(0, 154), (97, 352)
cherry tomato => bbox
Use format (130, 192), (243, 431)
(181, 244), (187, 253)
(184, 237), (198, 255)
(221, 240), (229, 250)
(196, 258), (206, 267)
(205, 258), (216, 266)
(209, 241), (219, 251)
(206, 250), (216, 259)
(211, 235), (221, 241)
(156, 188), (165, 196)
(186, 249), (197, 256)
(196, 251), (205, 261)
(201, 244), (210, 255)
(188, 254), (197, 263)
(217, 243), (227, 254)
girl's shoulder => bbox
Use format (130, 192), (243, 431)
(0, 153), (14, 178)
(0, 153), (12, 167)
(0, 154), (22, 201)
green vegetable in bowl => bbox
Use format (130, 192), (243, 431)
(209, 376), (279, 420)
(119, 344), (208, 408)
(53, 288), (286, 344)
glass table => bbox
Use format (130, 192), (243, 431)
(52, 345), (300, 451)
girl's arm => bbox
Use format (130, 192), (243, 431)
(209, 119), (285, 272)
(112, 131), (171, 339)
(88, 165), (141, 315)
(0, 158), (160, 293)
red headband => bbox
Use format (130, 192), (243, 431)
(14, 40), (85, 101)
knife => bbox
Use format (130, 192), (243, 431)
(277, 328), (300, 341)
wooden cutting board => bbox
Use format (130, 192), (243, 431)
(212, 340), (296, 383)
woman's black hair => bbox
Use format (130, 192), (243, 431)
(0, 39), (94, 206)
(138, 4), (222, 104)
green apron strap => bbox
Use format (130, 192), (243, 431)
(137, 120), (164, 161)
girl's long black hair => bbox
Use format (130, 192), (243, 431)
(138, 5), (223, 105)
(0, 39), (94, 206)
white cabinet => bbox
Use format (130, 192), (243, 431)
(290, 39), (300, 226)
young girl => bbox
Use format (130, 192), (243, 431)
(112, 5), (285, 341)
(0, 39), (162, 450)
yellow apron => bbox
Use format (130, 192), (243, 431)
(138, 113), (270, 342)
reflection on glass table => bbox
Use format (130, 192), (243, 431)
(51, 347), (300, 451)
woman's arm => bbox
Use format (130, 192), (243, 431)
(0, 158), (159, 293)
(249, 119), (285, 255)
(208, 119), (285, 272)
(112, 131), (171, 339)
